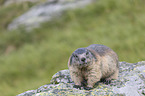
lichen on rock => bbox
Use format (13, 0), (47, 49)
(17, 61), (145, 96)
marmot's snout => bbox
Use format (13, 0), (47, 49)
(81, 58), (86, 62)
(79, 57), (88, 67)
(79, 57), (87, 65)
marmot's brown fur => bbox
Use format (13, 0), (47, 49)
(68, 44), (119, 90)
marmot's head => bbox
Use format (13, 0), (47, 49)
(70, 48), (94, 67)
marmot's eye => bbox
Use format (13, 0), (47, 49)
(86, 51), (89, 55)
(75, 55), (78, 58)
(74, 55), (79, 61)
(73, 54), (78, 58)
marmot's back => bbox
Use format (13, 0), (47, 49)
(87, 44), (116, 57)
(87, 44), (119, 69)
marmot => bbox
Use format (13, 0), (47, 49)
(68, 44), (119, 90)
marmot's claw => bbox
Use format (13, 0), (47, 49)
(104, 80), (111, 84)
(84, 87), (93, 90)
(74, 85), (81, 89)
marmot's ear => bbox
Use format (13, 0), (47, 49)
(72, 53), (75, 57)
(70, 53), (75, 66)
(70, 56), (73, 66)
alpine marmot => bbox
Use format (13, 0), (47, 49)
(68, 44), (119, 90)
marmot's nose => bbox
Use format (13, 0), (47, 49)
(81, 58), (86, 62)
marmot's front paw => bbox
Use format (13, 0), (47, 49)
(74, 85), (81, 89)
(84, 87), (93, 90)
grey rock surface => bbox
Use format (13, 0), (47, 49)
(8, 0), (95, 30)
(17, 61), (145, 96)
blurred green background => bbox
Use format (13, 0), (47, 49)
(0, 0), (145, 95)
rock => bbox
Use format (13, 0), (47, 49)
(50, 69), (73, 84)
(8, 0), (95, 30)
(17, 61), (145, 96)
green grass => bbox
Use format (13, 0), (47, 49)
(0, 0), (145, 95)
